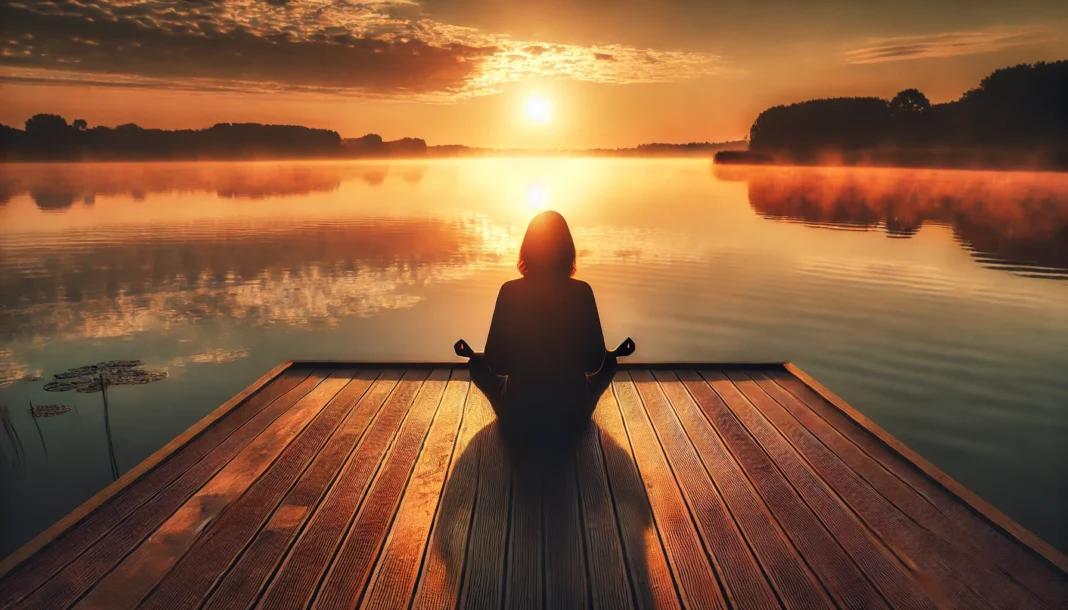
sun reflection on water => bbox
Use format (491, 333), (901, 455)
(525, 183), (550, 210)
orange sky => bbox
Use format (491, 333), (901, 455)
(1, 1), (1067, 148)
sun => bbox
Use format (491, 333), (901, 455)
(524, 96), (553, 124)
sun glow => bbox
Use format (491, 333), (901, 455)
(525, 184), (550, 209)
(524, 96), (553, 124)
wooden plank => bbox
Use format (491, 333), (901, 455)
(574, 412), (633, 610)
(754, 371), (1068, 607)
(543, 452), (588, 610)
(611, 378), (728, 610)
(311, 368), (451, 608)
(772, 367), (1068, 602)
(674, 370), (890, 610)
(457, 419), (512, 609)
(254, 369), (428, 609)
(727, 369), (1050, 609)
(628, 371), (779, 608)
(359, 371), (470, 610)
(140, 369), (382, 610)
(410, 385), (493, 610)
(0, 362), (305, 600)
(645, 370), (832, 609)
(782, 364), (1068, 574)
(75, 369), (357, 609)
(14, 368), (329, 610)
(689, 370), (937, 610)
(202, 371), (403, 610)
(505, 465), (543, 610)
(721, 370), (997, 609)
(592, 389), (680, 610)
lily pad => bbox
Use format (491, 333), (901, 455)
(53, 360), (143, 380)
(30, 404), (71, 418)
(45, 361), (167, 393)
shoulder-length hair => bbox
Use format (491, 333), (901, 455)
(517, 210), (577, 278)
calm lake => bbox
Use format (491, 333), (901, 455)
(1, 159), (1066, 557)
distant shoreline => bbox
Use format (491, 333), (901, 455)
(0, 147), (746, 163)
(0, 147), (748, 163)
(0, 115), (746, 162)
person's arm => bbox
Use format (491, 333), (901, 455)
(583, 283), (608, 374)
(484, 285), (512, 375)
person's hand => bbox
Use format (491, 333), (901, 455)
(454, 339), (476, 358)
(612, 337), (636, 358)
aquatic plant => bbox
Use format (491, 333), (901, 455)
(29, 404), (72, 418)
(40, 360), (166, 479)
(44, 360), (167, 393)
(0, 399), (26, 463)
(28, 399), (48, 456)
(100, 373), (119, 480)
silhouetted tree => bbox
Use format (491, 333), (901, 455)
(744, 60), (1068, 168)
(25, 114), (71, 136)
(890, 89), (931, 116)
(749, 97), (891, 156)
(0, 115), (346, 160)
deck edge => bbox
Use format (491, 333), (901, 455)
(0, 360), (296, 580)
(287, 360), (790, 370)
(784, 362), (1068, 575)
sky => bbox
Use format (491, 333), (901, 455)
(1, 0), (1067, 148)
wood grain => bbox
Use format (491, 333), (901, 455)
(676, 369), (891, 610)
(14, 369), (329, 610)
(141, 369), (382, 610)
(457, 419), (512, 609)
(0, 364), (308, 604)
(202, 371), (402, 610)
(356, 371), (470, 610)
(728, 370), (1039, 609)
(697, 370), (937, 610)
(612, 378), (727, 610)
(256, 369), (429, 610)
(767, 368), (1068, 606)
(6, 362), (1063, 610)
(646, 369), (831, 609)
(75, 369), (358, 609)
(574, 413), (634, 610)
(592, 389), (680, 610)
(410, 384), (493, 610)
(310, 369), (450, 609)
(543, 452), (589, 610)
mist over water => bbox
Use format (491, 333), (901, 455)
(1, 159), (1066, 556)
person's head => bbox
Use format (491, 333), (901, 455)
(518, 210), (577, 279)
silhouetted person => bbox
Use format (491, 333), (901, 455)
(454, 211), (635, 451)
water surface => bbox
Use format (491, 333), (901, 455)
(1, 159), (1067, 556)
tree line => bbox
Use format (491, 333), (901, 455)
(742, 60), (1068, 168)
(0, 115), (429, 160)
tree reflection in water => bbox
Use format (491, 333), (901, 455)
(717, 165), (1068, 278)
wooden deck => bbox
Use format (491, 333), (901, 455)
(1, 363), (1066, 609)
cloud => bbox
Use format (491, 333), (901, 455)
(844, 27), (1057, 64)
(0, 0), (725, 100)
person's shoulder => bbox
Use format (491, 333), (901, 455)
(567, 278), (595, 295)
(497, 278), (523, 298)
